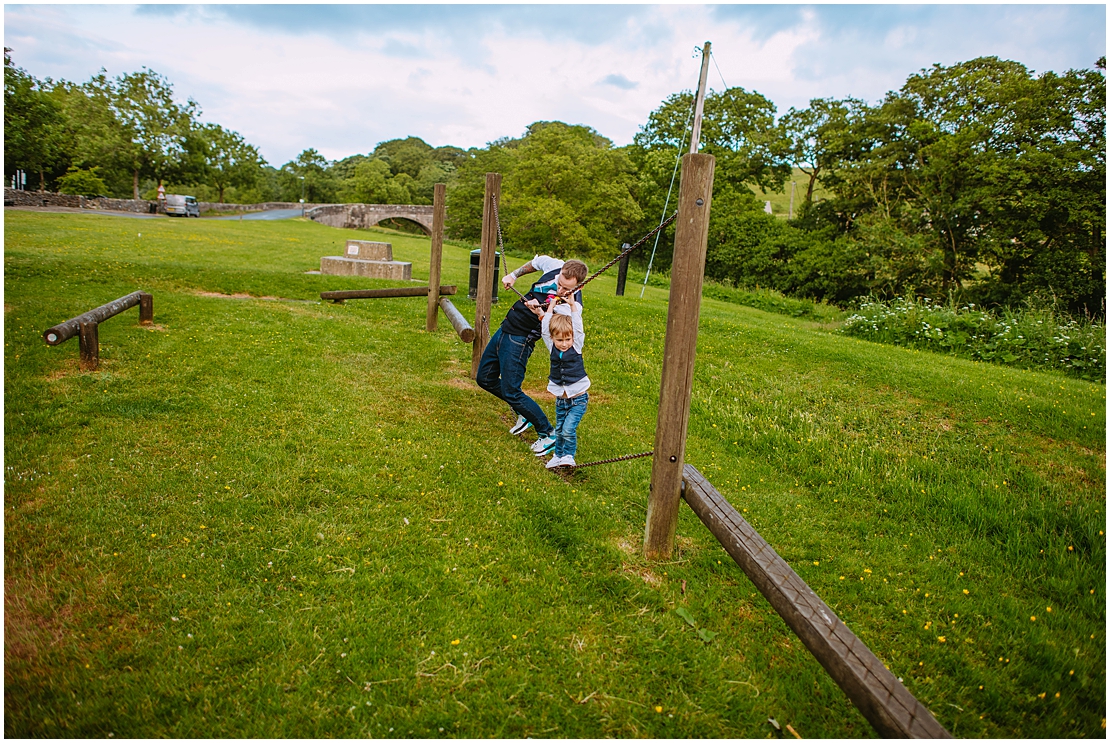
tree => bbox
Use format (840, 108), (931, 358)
(279, 149), (338, 203)
(110, 68), (199, 198)
(197, 123), (264, 203)
(56, 165), (108, 197)
(4, 49), (65, 190)
(778, 97), (864, 208)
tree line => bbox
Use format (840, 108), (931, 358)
(6, 49), (1104, 314)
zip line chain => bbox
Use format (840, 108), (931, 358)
(491, 194), (678, 300)
(559, 450), (654, 470)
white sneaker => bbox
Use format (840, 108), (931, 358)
(545, 455), (567, 469)
(562, 456), (576, 468)
(509, 415), (532, 435)
(531, 435), (556, 456)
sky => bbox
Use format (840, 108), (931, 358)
(4, 4), (1106, 167)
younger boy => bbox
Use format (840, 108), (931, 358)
(540, 297), (589, 468)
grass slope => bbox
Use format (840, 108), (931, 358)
(4, 210), (1105, 738)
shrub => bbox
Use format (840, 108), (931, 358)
(841, 295), (1105, 381)
(56, 166), (108, 197)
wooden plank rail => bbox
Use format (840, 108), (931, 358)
(320, 286), (456, 302)
(42, 290), (152, 345)
(681, 464), (952, 739)
(439, 298), (474, 343)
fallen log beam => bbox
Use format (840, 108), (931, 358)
(320, 285), (456, 302)
(439, 298), (474, 343)
(681, 464), (951, 739)
(43, 291), (152, 346)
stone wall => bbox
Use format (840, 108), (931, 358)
(4, 188), (158, 213)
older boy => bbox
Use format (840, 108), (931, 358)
(476, 255), (588, 457)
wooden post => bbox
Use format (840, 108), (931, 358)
(616, 246), (630, 296)
(440, 298), (475, 343)
(43, 290), (148, 345)
(79, 321), (99, 371)
(471, 173), (500, 378)
(426, 183), (446, 331)
(689, 42), (712, 155)
(644, 153), (715, 560)
(139, 292), (153, 325)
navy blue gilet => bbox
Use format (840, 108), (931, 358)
(549, 345), (587, 386)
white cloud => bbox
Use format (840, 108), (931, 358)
(5, 4), (1104, 165)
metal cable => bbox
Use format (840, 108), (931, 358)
(492, 194), (527, 301)
(640, 105), (695, 298)
(577, 211), (678, 292)
(557, 450), (654, 470)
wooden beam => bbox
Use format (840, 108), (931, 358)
(644, 153), (715, 560)
(426, 182), (447, 331)
(439, 298), (475, 343)
(471, 172), (500, 378)
(320, 286), (456, 301)
(43, 290), (148, 345)
(681, 464), (952, 739)
(138, 292), (153, 325)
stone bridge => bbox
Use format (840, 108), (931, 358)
(305, 203), (435, 234)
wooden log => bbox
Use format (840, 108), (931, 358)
(43, 290), (146, 345)
(439, 298), (474, 343)
(681, 464), (951, 739)
(645, 153), (715, 560)
(426, 183), (447, 331)
(471, 173), (500, 377)
(79, 321), (99, 371)
(320, 286), (456, 301)
(139, 292), (153, 325)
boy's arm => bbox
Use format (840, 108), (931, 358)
(540, 311), (554, 350)
(571, 307), (585, 353)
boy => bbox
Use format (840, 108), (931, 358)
(475, 256), (588, 458)
(540, 297), (589, 469)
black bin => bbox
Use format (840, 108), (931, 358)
(468, 249), (500, 302)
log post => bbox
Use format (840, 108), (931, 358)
(440, 298), (475, 343)
(79, 321), (99, 371)
(681, 465), (951, 738)
(471, 173), (500, 378)
(644, 153), (715, 560)
(426, 183), (446, 331)
(139, 292), (153, 325)
(616, 246), (630, 296)
(43, 290), (147, 345)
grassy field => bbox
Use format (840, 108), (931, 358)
(749, 167), (830, 219)
(4, 209), (1105, 738)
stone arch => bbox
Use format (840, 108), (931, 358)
(305, 204), (435, 234)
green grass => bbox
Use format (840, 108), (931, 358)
(5, 210), (1105, 738)
(749, 167), (831, 219)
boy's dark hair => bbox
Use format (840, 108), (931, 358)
(549, 312), (574, 338)
(561, 259), (588, 285)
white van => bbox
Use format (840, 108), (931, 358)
(164, 194), (200, 217)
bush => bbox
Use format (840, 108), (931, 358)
(56, 166), (108, 197)
(841, 295), (1106, 381)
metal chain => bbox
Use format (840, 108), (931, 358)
(492, 194), (526, 301)
(558, 450), (654, 470)
(578, 211), (679, 292)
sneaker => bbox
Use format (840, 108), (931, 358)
(562, 456), (576, 468)
(531, 435), (556, 456)
(545, 455), (567, 469)
(509, 415), (532, 435)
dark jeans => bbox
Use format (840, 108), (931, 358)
(554, 392), (588, 458)
(476, 328), (553, 437)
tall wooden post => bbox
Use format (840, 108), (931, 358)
(426, 183), (447, 331)
(139, 292), (153, 325)
(644, 153), (715, 560)
(471, 173), (500, 377)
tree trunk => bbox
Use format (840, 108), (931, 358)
(133, 169), (140, 200)
(39, 169), (45, 192)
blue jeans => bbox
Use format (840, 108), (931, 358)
(553, 392), (588, 458)
(476, 328), (553, 437)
